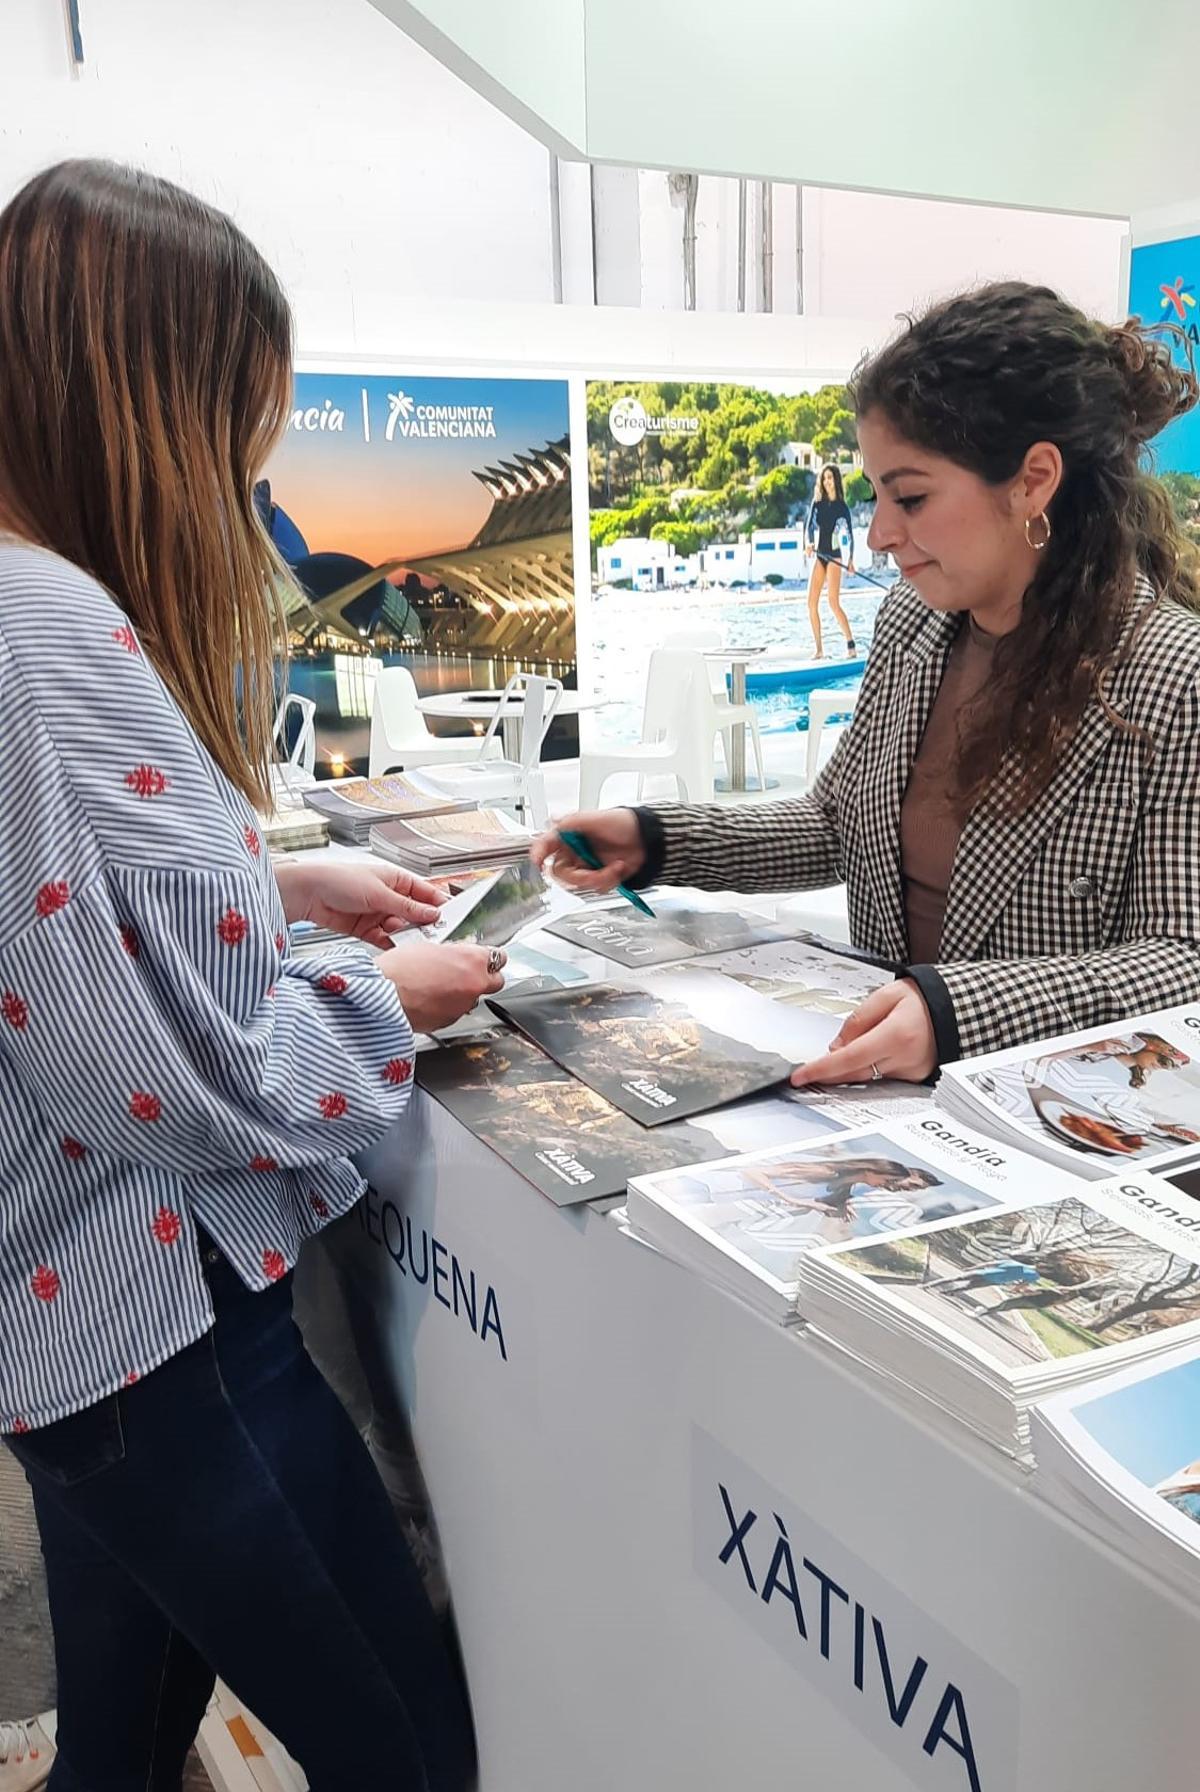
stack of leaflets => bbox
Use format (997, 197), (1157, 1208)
(795, 1176), (1200, 1458)
(259, 807), (329, 853)
(369, 808), (532, 875)
(937, 1003), (1200, 1178)
(1031, 1339), (1200, 1598)
(417, 1025), (849, 1206)
(627, 1114), (1056, 1323)
(302, 774), (474, 845)
(489, 963), (840, 1126)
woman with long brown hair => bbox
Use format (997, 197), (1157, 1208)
(0, 162), (488, 1789)
(538, 281), (1200, 1085)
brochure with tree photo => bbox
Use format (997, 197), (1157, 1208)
(416, 1027), (845, 1204)
(488, 965), (838, 1126)
(797, 1182), (1200, 1455)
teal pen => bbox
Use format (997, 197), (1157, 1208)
(556, 828), (656, 918)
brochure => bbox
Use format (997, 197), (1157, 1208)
(796, 1179), (1200, 1455)
(540, 901), (807, 969)
(1032, 1340), (1200, 1595)
(488, 965), (838, 1126)
(937, 1004), (1200, 1177)
(628, 1113), (1065, 1322)
(416, 1026), (846, 1204)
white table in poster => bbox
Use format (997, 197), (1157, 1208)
(703, 648), (778, 793)
(416, 689), (606, 761)
(298, 911), (1200, 1792)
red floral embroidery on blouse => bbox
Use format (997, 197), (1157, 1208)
(35, 880), (70, 918)
(250, 1154), (278, 1173)
(244, 826), (262, 859)
(318, 1092), (348, 1121)
(129, 1091), (162, 1123)
(124, 765), (170, 799)
(262, 1248), (287, 1283)
(30, 1265), (61, 1304)
(309, 1193), (331, 1220)
(120, 924), (140, 958)
(112, 624), (140, 655)
(319, 973), (348, 995)
(2, 991), (29, 1031)
(61, 1137), (87, 1162)
(151, 1208), (181, 1247)
(381, 1057), (413, 1085)
(217, 908), (249, 947)
(10, 1417), (31, 1435)
(125, 1371), (140, 1386)
(275, 932), (286, 954)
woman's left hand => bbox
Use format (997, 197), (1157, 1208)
(790, 980), (937, 1087)
(276, 858), (445, 946)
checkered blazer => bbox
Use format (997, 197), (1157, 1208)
(643, 578), (1200, 1061)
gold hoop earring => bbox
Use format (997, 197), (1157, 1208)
(1024, 512), (1051, 552)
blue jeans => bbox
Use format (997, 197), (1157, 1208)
(6, 1237), (476, 1791)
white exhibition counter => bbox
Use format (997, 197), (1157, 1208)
(298, 1065), (1200, 1792)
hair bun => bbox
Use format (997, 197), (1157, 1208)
(1107, 318), (1199, 441)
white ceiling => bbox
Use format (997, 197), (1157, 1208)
(369, 0), (1200, 220)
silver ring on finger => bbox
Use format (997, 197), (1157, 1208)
(870, 1061), (883, 1082)
(486, 948), (506, 976)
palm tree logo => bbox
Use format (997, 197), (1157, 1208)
(385, 391), (416, 442)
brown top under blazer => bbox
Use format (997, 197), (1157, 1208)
(639, 576), (1200, 1063)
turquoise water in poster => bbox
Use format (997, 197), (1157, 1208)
(1129, 234), (1200, 474)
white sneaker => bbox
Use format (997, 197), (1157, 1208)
(0, 1714), (56, 1791)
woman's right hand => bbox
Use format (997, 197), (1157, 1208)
(531, 809), (646, 895)
(376, 940), (506, 1033)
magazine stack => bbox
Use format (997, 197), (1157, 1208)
(795, 1177), (1200, 1459)
(259, 808), (330, 853)
(1031, 1337), (1200, 1599)
(936, 1003), (1200, 1178)
(626, 1113), (1059, 1323)
(303, 773), (474, 846)
(369, 808), (532, 875)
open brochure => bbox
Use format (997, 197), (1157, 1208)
(796, 1177), (1200, 1457)
(627, 1113), (1067, 1323)
(937, 1003), (1200, 1177)
(416, 1025), (847, 1205)
(1031, 1339), (1200, 1598)
(695, 934), (893, 1017)
(488, 964), (839, 1127)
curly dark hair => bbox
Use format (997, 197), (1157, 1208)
(850, 281), (1200, 813)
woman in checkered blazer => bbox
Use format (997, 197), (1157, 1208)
(539, 283), (1200, 1083)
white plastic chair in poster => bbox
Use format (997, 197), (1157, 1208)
(578, 647), (719, 807)
(414, 672), (563, 828)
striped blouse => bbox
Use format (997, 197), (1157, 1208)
(0, 543), (416, 1433)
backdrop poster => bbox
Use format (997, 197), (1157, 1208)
(1129, 236), (1200, 542)
(585, 379), (881, 748)
(262, 372), (574, 776)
